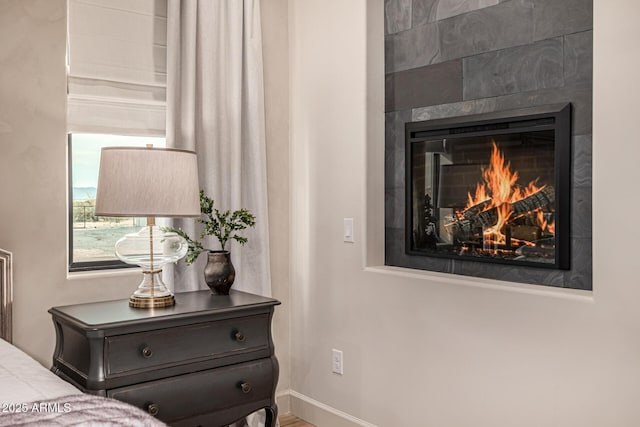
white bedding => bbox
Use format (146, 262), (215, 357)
(0, 339), (167, 426)
(0, 338), (81, 405)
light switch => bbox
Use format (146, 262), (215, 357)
(343, 218), (354, 243)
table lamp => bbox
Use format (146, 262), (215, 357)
(95, 146), (200, 308)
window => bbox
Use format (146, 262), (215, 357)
(66, 0), (168, 271)
(68, 134), (166, 271)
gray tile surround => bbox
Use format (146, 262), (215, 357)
(386, 60), (462, 111)
(564, 238), (592, 290)
(532, 0), (593, 41)
(436, 0), (501, 21)
(385, 146), (405, 191)
(413, 83), (592, 135)
(453, 258), (566, 287)
(412, 0), (439, 27)
(463, 37), (564, 99)
(385, 21), (441, 73)
(438, 0), (534, 63)
(573, 134), (592, 188)
(385, 188), (405, 229)
(565, 31), (593, 87)
(571, 187), (592, 239)
(384, 0), (593, 289)
(385, 0), (412, 35)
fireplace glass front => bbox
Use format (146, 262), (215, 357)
(406, 104), (571, 269)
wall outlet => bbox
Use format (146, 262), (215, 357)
(332, 348), (343, 375)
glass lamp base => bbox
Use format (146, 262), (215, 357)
(114, 225), (187, 309)
(129, 270), (175, 309)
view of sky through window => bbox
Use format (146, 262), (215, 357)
(70, 134), (166, 266)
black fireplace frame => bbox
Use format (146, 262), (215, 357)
(405, 103), (571, 270)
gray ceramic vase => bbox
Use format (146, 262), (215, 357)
(203, 250), (236, 295)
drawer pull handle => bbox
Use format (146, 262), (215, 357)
(234, 331), (246, 342)
(141, 347), (153, 358)
(147, 403), (159, 416)
(240, 382), (252, 394)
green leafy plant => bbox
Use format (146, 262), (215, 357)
(165, 190), (256, 265)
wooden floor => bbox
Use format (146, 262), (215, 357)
(279, 414), (316, 427)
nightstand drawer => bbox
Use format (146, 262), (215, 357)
(107, 358), (274, 424)
(105, 314), (270, 376)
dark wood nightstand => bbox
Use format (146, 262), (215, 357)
(49, 290), (280, 427)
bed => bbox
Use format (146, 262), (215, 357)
(0, 249), (167, 426)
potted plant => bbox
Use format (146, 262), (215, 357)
(165, 190), (256, 295)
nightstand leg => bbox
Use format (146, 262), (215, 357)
(265, 404), (278, 427)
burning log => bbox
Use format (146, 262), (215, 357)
(449, 199), (492, 234)
(477, 186), (555, 228)
(461, 199), (492, 220)
(448, 186), (555, 234)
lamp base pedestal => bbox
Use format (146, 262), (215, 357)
(128, 269), (175, 309)
(129, 294), (175, 308)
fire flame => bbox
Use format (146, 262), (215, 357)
(462, 142), (554, 244)
(536, 209), (555, 234)
(482, 203), (513, 243)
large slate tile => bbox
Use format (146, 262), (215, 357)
(385, 0), (412, 35)
(463, 37), (564, 99)
(571, 186), (592, 239)
(385, 110), (410, 189)
(533, 0), (592, 41)
(413, 83), (591, 135)
(385, 110), (411, 153)
(385, 227), (406, 266)
(434, 0), (501, 21)
(439, 0), (534, 62)
(385, 187), (405, 228)
(412, 0), (438, 27)
(453, 258), (566, 287)
(386, 60), (463, 112)
(413, 97), (498, 121)
(401, 255), (454, 273)
(493, 84), (592, 136)
(385, 146), (406, 191)
(564, 30), (593, 87)
(386, 21), (441, 73)
(413, 0), (502, 27)
(573, 134), (592, 188)
(563, 238), (592, 290)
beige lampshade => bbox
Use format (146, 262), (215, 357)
(95, 147), (200, 217)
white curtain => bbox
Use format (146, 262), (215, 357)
(166, 0), (272, 302)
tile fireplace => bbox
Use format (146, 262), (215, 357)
(405, 104), (571, 269)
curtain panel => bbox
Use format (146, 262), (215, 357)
(165, 0), (272, 301)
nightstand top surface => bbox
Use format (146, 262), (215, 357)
(49, 290), (280, 329)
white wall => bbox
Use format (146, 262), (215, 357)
(0, 0), (141, 365)
(261, 0), (291, 395)
(0, 0), (292, 399)
(288, 1), (640, 426)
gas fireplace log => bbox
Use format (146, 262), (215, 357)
(461, 199), (492, 220)
(477, 186), (555, 228)
(448, 199), (493, 234)
(515, 245), (555, 259)
(448, 186), (555, 233)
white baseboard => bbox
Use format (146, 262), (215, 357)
(277, 389), (377, 427)
(276, 389), (291, 415)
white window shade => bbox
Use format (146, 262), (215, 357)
(67, 0), (167, 136)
